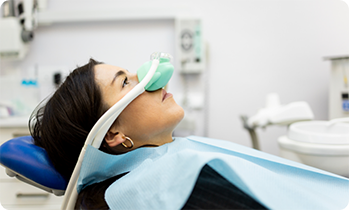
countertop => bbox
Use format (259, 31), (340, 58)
(0, 116), (30, 128)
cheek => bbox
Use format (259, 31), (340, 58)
(117, 95), (158, 134)
(117, 94), (184, 137)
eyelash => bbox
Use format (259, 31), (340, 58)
(122, 77), (129, 87)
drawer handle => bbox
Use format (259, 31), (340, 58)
(12, 133), (30, 138)
(16, 193), (49, 198)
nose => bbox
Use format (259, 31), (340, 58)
(130, 73), (139, 85)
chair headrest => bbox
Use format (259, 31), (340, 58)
(0, 136), (67, 190)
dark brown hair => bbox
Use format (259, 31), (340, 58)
(74, 172), (127, 209)
(29, 58), (108, 181)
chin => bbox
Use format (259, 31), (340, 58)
(179, 107), (185, 120)
(174, 106), (185, 125)
(166, 98), (185, 129)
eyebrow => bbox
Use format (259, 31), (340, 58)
(111, 70), (126, 85)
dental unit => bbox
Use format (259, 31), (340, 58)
(242, 93), (349, 178)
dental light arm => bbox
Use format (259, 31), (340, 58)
(0, 0), (37, 59)
(61, 52), (174, 210)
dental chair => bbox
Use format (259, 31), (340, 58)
(0, 135), (67, 196)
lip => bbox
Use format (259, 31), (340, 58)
(162, 89), (173, 102)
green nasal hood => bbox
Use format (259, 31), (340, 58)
(137, 57), (174, 91)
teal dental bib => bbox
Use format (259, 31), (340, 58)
(77, 136), (349, 210)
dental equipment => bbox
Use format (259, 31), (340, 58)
(327, 117), (349, 127)
(324, 56), (349, 119)
(241, 93), (314, 150)
(0, 0), (37, 59)
(61, 52), (174, 210)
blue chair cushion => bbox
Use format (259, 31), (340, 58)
(0, 136), (67, 190)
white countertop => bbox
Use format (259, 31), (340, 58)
(0, 116), (30, 128)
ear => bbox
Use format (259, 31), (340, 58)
(105, 131), (126, 148)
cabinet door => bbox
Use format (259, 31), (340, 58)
(1, 204), (61, 210)
(0, 182), (64, 205)
(0, 168), (17, 181)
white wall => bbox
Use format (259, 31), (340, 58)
(203, 0), (349, 155)
(1, 0), (348, 156)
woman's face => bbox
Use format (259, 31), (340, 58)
(94, 64), (184, 152)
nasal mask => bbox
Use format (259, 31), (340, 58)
(88, 52), (174, 148)
(137, 52), (174, 91)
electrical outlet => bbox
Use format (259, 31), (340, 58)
(37, 65), (68, 101)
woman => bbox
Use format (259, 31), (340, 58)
(30, 59), (268, 209)
(30, 59), (348, 210)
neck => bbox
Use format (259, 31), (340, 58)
(148, 132), (174, 146)
(136, 131), (174, 149)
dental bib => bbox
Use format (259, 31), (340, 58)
(77, 136), (349, 210)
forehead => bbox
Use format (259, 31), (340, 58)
(94, 64), (124, 86)
(94, 64), (127, 107)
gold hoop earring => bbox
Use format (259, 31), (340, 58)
(121, 136), (134, 149)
